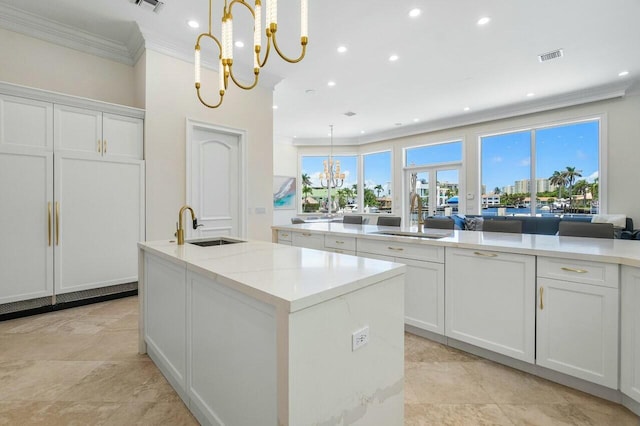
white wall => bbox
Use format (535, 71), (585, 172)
(143, 49), (274, 241)
(0, 27), (137, 107)
(294, 92), (640, 222)
(273, 138), (298, 225)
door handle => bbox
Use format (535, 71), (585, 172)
(48, 202), (52, 246)
(540, 287), (544, 310)
(55, 202), (60, 246)
(97, 140), (102, 153)
(103, 139), (107, 154)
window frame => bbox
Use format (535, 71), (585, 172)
(361, 148), (394, 215)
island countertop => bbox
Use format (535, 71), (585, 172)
(272, 223), (640, 267)
(138, 239), (406, 312)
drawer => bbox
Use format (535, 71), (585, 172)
(277, 230), (292, 242)
(292, 231), (325, 250)
(325, 248), (356, 256)
(325, 235), (356, 251)
(357, 237), (444, 263)
(537, 257), (619, 288)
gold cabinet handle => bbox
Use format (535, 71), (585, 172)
(55, 202), (60, 246)
(302, 232), (312, 236)
(388, 246), (404, 251)
(103, 139), (107, 154)
(561, 267), (588, 274)
(281, 233), (289, 237)
(474, 251), (498, 257)
(48, 202), (52, 246)
(97, 140), (102, 153)
(540, 287), (544, 310)
(335, 240), (345, 244)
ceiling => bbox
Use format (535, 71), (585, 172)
(1, 0), (639, 144)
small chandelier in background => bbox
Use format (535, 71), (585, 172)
(194, 0), (309, 108)
(320, 125), (345, 190)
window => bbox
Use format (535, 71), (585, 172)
(300, 155), (358, 214)
(481, 119), (600, 216)
(406, 141), (462, 166)
(363, 151), (392, 214)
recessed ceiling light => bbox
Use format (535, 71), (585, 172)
(619, 70), (630, 77)
(389, 54), (399, 62)
(361, 130), (365, 134)
(337, 46), (347, 53)
(409, 8), (421, 18)
(463, 106), (471, 111)
(272, 105), (278, 109)
(328, 81), (336, 87)
(526, 92), (535, 97)
(413, 118), (420, 122)
(187, 20), (199, 29)
(235, 40), (245, 48)
(477, 16), (491, 26)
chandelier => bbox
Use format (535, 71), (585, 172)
(194, 0), (309, 108)
(320, 125), (345, 189)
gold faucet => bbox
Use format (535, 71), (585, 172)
(411, 193), (424, 233)
(176, 205), (199, 245)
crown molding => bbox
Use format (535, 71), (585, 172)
(293, 80), (635, 146)
(0, 3), (135, 65)
(0, 81), (145, 119)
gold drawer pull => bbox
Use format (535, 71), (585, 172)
(103, 139), (107, 154)
(540, 287), (544, 310)
(388, 246), (404, 251)
(561, 267), (588, 274)
(474, 251), (497, 257)
(335, 241), (345, 244)
(97, 140), (102, 153)
(302, 232), (312, 237)
(281, 233), (289, 237)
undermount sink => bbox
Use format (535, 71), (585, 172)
(369, 230), (451, 239)
(187, 237), (245, 247)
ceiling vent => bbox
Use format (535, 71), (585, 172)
(538, 49), (564, 63)
(132, 0), (165, 13)
(343, 111), (356, 117)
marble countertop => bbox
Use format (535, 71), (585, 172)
(138, 239), (406, 312)
(272, 223), (640, 267)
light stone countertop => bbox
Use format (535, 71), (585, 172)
(272, 223), (640, 267)
(138, 239), (406, 312)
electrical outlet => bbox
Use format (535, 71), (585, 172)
(352, 326), (369, 351)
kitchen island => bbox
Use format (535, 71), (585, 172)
(138, 239), (406, 426)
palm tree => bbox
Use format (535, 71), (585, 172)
(563, 166), (582, 206)
(301, 173), (312, 187)
(573, 179), (589, 207)
(591, 177), (599, 201)
(494, 187), (501, 195)
(549, 170), (568, 200)
(374, 184), (383, 198)
(302, 185), (313, 208)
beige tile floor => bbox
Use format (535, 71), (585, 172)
(0, 296), (637, 425)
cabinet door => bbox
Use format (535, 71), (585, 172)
(55, 154), (144, 294)
(0, 148), (54, 303)
(0, 94), (53, 150)
(54, 105), (102, 155)
(536, 277), (618, 388)
(102, 113), (143, 159)
(622, 266), (640, 402)
(404, 258), (445, 335)
(445, 248), (535, 363)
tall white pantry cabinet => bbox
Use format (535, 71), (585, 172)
(0, 84), (145, 308)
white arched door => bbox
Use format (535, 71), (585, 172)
(186, 120), (245, 239)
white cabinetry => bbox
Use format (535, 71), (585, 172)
(0, 85), (144, 307)
(54, 104), (143, 159)
(291, 231), (325, 250)
(357, 238), (445, 335)
(445, 247), (535, 362)
(621, 266), (640, 403)
(536, 257), (619, 388)
(276, 230), (292, 245)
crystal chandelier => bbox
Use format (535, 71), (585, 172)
(194, 0), (309, 108)
(320, 125), (344, 216)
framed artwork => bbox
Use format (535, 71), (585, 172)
(273, 176), (296, 210)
